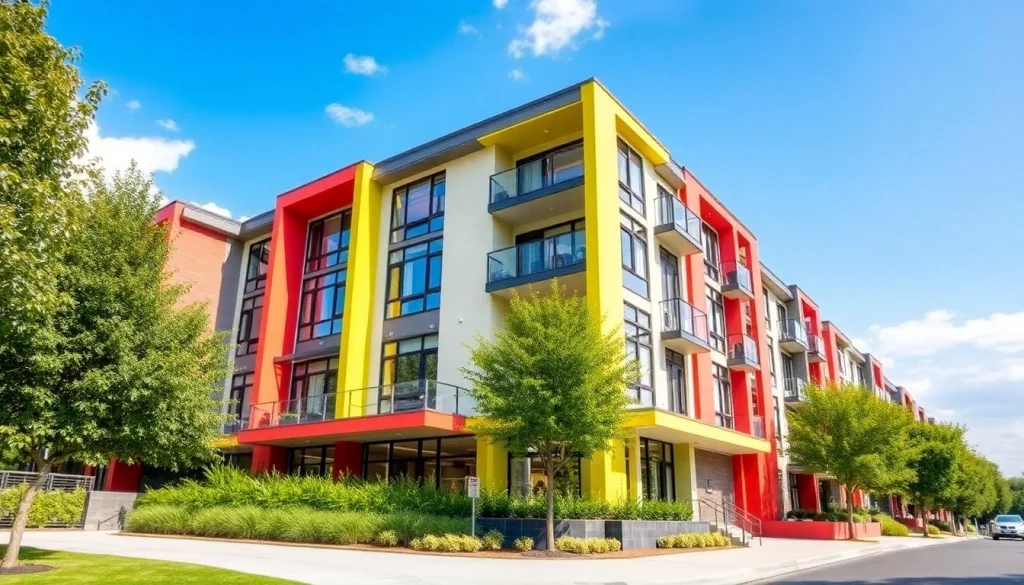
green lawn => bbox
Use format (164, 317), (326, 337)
(0, 547), (302, 584)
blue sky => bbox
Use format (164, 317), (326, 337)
(49, 0), (1024, 474)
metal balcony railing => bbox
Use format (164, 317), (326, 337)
(660, 299), (710, 343)
(778, 319), (809, 347)
(721, 261), (753, 296)
(783, 378), (807, 402)
(486, 229), (586, 285)
(655, 195), (702, 242)
(808, 333), (826, 358)
(489, 143), (583, 205)
(727, 333), (759, 366)
(221, 416), (249, 435)
(247, 380), (470, 430)
(751, 416), (766, 439)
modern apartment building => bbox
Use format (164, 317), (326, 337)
(98, 79), (941, 521)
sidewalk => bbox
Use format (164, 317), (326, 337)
(4, 530), (962, 585)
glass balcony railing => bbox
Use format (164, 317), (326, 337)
(660, 299), (710, 344)
(727, 333), (759, 367)
(778, 319), (809, 347)
(654, 195), (702, 243)
(751, 415), (766, 439)
(808, 333), (826, 358)
(783, 378), (807, 402)
(721, 261), (753, 296)
(487, 229), (586, 285)
(221, 416), (249, 435)
(246, 380), (471, 430)
(489, 143), (584, 205)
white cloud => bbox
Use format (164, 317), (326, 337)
(868, 310), (1024, 357)
(192, 201), (231, 218)
(325, 103), (374, 127)
(458, 19), (481, 37)
(508, 68), (527, 82)
(126, 100), (141, 111)
(82, 121), (195, 182)
(508, 0), (608, 58)
(343, 53), (387, 76)
(155, 119), (179, 132)
(237, 215), (251, 223)
(494, 0), (509, 8)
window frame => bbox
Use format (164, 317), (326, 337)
(297, 268), (346, 341)
(228, 372), (254, 425)
(624, 303), (653, 406)
(617, 138), (646, 216)
(287, 445), (335, 477)
(304, 210), (352, 273)
(706, 286), (726, 352)
(289, 357), (340, 405)
(713, 364), (734, 429)
(701, 222), (720, 281)
(385, 238), (443, 319)
(390, 171), (446, 244)
(638, 437), (675, 502)
(364, 435), (477, 490)
(505, 450), (582, 498)
(235, 293), (263, 356)
(620, 213), (649, 298)
(243, 238), (271, 294)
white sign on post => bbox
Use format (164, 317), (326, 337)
(467, 476), (480, 537)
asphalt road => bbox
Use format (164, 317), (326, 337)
(762, 538), (1024, 584)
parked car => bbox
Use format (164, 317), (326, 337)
(990, 515), (1024, 540)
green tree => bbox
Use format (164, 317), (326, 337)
(945, 450), (997, 534)
(0, 167), (230, 568)
(1008, 477), (1024, 516)
(904, 422), (964, 537)
(462, 284), (637, 550)
(0, 0), (104, 340)
(786, 383), (916, 539)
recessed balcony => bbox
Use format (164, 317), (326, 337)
(807, 334), (827, 363)
(486, 229), (586, 298)
(488, 143), (584, 226)
(653, 195), (702, 257)
(727, 333), (759, 372)
(777, 319), (809, 353)
(721, 261), (754, 301)
(659, 299), (712, 355)
(783, 377), (808, 408)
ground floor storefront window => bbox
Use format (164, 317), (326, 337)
(288, 445), (335, 476)
(639, 438), (675, 501)
(507, 451), (582, 497)
(362, 435), (476, 491)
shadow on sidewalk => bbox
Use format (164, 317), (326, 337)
(780, 576), (1024, 584)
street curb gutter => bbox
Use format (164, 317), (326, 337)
(668, 538), (964, 585)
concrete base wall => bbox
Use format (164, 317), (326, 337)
(83, 491), (137, 531)
(476, 518), (710, 550)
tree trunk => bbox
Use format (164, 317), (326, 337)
(847, 489), (856, 540)
(921, 506), (930, 538)
(545, 457), (555, 551)
(1, 461), (51, 568)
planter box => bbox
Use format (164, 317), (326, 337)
(475, 518), (710, 550)
(897, 517), (924, 530)
(760, 520), (881, 540)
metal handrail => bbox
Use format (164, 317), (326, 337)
(695, 497), (762, 546)
(489, 143), (583, 204)
(778, 319), (808, 346)
(486, 229), (585, 285)
(784, 377), (807, 401)
(727, 333), (759, 364)
(660, 298), (710, 343)
(0, 470), (95, 492)
(655, 195), (702, 241)
(808, 333), (825, 356)
(721, 261), (752, 293)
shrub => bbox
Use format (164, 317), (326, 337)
(965, 523), (976, 534)
(412, 534), (482, 553)
(419, 534), (442, 551)
(482, 529), (503, 551)
(880, 516), (909, 536)
(123, 504), (192, 535)
(929, 520), (951, 532)
(555, 536), (620, 554)
(657, 532), (730, 549)
(513, 536), (534, 551)
(375, 530), (399, 547)
(926, 524), (940, 536)
(0, 487), (87, 528)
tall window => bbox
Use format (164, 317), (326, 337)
(620, 213), (649, 297)
(380, 335), (438, 413)
(639, 438), (675, 501)
(665, 349), (687, 415)
(767, 339), (777, 387)
(386, 238), (442, 318)
(776, 302), (787, 326)
(782, 352), (795, 380)
(244, 239), (271, 293)
(701, 223), (720, 281)
(617, 139), (645, 215)
(624, 303), (653, 406)
(290, 358), (339, 413)
(773, 397), (783, 451)
(236, 294), (263, 356)
(288, 445), (334, 477)
(298, 269), (346, 340)
(763, 289), (771, 330)
(706, 286), (725, 352)
(305, 211), (351, 272)
(713, 364), (734, 429)
(391, 172), (445, 243)
(228, 372), (254, 427)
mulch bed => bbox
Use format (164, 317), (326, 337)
(0, 564), (53, 575)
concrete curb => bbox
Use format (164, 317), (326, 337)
(662, 537), (963, 585)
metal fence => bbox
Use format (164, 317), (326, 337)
(0, 470), (95, 529)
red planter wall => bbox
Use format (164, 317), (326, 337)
(759, 521), (882, 540)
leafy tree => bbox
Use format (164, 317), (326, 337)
(786, 383), (915, 539)
(462, 284), (637, 550)
(945, 449), (997, 534)
(993, 473), (1013, 517)
(0, 0), (103, 341)
(0, 167), (230, 568)
(904, 422), (963, 537)
(1009, 477), (1024, 516)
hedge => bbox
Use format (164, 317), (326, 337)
(136, 466), (693, 521)
(0, 486), (86, 527)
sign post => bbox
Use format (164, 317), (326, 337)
(467, 476), (480, 537)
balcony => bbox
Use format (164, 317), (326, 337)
(653, 195), (702, 257)
(726, 333), (759, 372)
(721, 261), (754, 300)
(488, 143), (584, 225)
(221, 416), (249, 435)
(660, 299), (712, 355)
(486, 229), (586, 298)
(807, 334), (827, 363)
(751, 415), (766, 439)
(777, 319), (809, 353)
(783, 378), (808, 407)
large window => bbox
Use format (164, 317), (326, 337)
(235, 294), (263, 356)
(665, 349), (687, 415)
(305, 211), (351, 272)
(228, 372), (253, 429)
(767, 339), (777, 388)
(639, 438), (675, 501)
(290, 358), (339, 415)
(624, 303), (653, 406)
(288, 445), (334, 477)
(380, 335), (438, 413)
(701, 223), (720, 281)
(713, 364), (734, 429)
(244, 239), (271, 294)
(298, 269), (346, 340)
(508, 450), (582, 497)
(763, 289), (771, 330)
(706, 286), (725, 352)
(620, 213), (649, 297)
(364, 436), (476, 491)
(774, 397), (783, 452)
(386, 238), (442, 318)
(617, 139), (645, 215)
(391, 172), (445, 243)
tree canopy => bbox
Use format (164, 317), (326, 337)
(462, 284), (637, 549)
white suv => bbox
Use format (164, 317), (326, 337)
(991, 515), (1024, 540)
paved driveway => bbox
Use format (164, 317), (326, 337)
(5, 530), (956, 585)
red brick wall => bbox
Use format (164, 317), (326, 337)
(165, 218), (231, 331)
